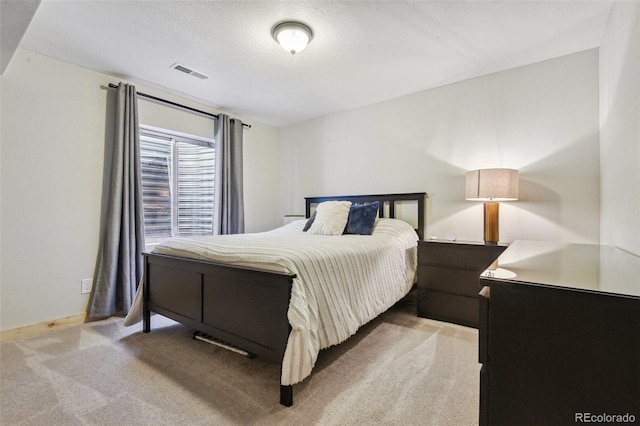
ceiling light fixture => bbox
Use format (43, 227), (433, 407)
(272, 21), (313, 55)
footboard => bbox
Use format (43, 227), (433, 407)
(142, 253), (296, 404)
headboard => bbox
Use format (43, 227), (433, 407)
(304, 192), (427, 240)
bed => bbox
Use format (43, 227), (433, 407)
(140, 192), (426, 406)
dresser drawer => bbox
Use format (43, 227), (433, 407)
(418, 241), (505, 270)
(418, 265), (484, 297)
(417, 289), (479, 327)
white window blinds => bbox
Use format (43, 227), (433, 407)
(139, 125), (215, 241)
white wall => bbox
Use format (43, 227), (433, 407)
(599, 1), (640, 256)
(0, 48), (280, 331)
(279, 50), (600, 244)
(1, 41), (616, 332)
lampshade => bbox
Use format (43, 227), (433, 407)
(465, 168), (519, 201)
(272, 21), (313, 55)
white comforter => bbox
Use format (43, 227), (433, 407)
(132, 218), (418, 386)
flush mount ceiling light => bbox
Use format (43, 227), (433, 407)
(272, 21), (313, 55)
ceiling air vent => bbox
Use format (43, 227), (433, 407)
(170, 63), (209, 80)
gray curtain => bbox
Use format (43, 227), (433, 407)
(89, 83), (145, 318)
(213, 114), (245, 234)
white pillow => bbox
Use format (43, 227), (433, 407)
(307, 201), (352, 236)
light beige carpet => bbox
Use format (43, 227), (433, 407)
(0, 292), (479, 425)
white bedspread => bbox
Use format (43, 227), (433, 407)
(129, 218), (418, 386)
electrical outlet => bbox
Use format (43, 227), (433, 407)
(81, 278), (93, 294)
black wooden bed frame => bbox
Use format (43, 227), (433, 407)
(142, 192), (426, 406)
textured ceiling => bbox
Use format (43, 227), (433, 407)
(17, 0), (614, 127)
(0, 0), (40, 74)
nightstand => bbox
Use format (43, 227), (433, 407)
(417, 240), (507, 328)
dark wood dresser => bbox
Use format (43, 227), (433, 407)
(417, 240), (507, 328)
(479, 241), (640, 426)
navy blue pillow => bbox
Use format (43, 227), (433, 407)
(344, 201), (379, 235)
(303, 211), (316, 231)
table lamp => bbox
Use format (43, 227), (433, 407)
(465, 168), (519, 244)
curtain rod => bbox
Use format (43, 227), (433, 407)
(107, 83), (251, 129)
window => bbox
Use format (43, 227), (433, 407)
(139, 125), (215, 242)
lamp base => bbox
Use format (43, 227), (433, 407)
(483, 202), (499, 244)
(481, 267), (517, 279)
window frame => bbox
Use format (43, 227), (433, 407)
(139, 124), (215, 249)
